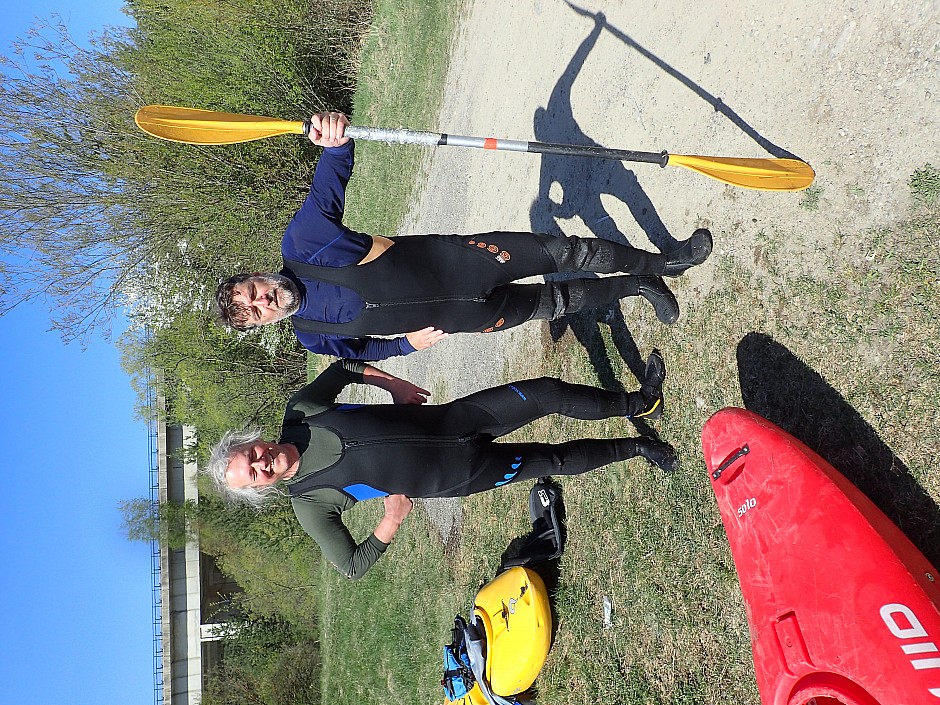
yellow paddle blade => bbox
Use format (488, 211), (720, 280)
(134, 105), (306, 145)
(668, 154), (815, 192)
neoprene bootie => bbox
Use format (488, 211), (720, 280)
(534, 276), (678, 325)
(634, 437), (679, 473)
(636, 277), (679, 325)
(662, 228), (713, 277)
(628, 349), (665, 420)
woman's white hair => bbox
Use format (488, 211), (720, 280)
(204, 428), (284, 510)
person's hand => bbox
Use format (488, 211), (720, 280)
(383, 494), (414, 524)
(307, 111), (350, 147)
(387, 378), (431, 405)
(406, 327), (449, 350)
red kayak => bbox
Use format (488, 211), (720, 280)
(701, 407), (940, 705)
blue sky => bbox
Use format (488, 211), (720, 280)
(0, 2), (157, 705)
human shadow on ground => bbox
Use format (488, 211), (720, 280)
(530, 11), (667, 440)
(736, 332), (940, 568)
(531, 8), (801, 417)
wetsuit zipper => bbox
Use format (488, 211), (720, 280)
(363, 296), (486, 309)
(343, 435), (473, 449)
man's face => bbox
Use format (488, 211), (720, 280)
(226, 441), (299, 489)
(230, 274), (300, 326)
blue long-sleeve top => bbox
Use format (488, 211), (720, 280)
(281, 140), (417, 360)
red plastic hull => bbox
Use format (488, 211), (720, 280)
(701, 408), (940, 705)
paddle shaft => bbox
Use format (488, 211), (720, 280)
(133, 107), (813, 190)
(330, 124), (670, 167)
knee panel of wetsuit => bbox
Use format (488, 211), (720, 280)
(543, 236), (617, 273)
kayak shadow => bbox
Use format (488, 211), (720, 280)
(736, 332), (940, 568)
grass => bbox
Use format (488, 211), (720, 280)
(799, 183), (823, 210)
(342, 0), (466, 236)
(477, 174), (940, 703)
(318, 500), (464, 704)
(909, 163), (940, 206)
(314, 178), (940, 703)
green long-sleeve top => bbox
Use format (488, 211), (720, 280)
(281, 359), (390, 579)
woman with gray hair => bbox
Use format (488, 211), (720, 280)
(205, 354), (675, 579)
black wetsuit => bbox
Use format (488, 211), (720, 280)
(287, 231), (661, 338)
(282, 360), (648, 578)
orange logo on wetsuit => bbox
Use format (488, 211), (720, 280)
(467, 239), (511, 264)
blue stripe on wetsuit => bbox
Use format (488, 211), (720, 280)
(343, 484), (388, 501)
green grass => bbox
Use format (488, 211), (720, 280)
(473, 173), (940, 703)
(342, 0), (466, 236)
(799, 182), (823, 210)
(318, 501), (464, 704)
(313, 173), (940, 702)
(909, 163), (940, 206)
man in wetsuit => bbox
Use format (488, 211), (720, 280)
(205, 352), (676, 579)
(213, 112), (713, 360)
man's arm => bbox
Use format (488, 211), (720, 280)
(296, 327), (448, 360)
(296, 330), (419, 361)
(292, 492), (414, 580)
(282, 113), (368, 265)
(373, 495), (414, 543)
(286, 359), (428, 418)
(285, 360), (366, 417)
(361, 365), (430, 405)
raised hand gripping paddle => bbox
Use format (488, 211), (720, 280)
(135, 105), (815, 192)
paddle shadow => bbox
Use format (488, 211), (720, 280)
(564, 1), (802, 160)
(531, 7), (806, 410)
(531, 11), (675, 254)
(736, 332), (940, 568)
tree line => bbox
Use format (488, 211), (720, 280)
(0, 0), (368, 444)
(2, 1), (375, 702)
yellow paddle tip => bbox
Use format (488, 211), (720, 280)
(669, 154), (816, 192)
(135, 105), (306, 145)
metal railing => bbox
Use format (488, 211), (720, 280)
(146, 376), (165, 705)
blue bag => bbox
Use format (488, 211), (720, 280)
(442, 616), (475, 701)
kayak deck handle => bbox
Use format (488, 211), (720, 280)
(713, 444), (750, 481)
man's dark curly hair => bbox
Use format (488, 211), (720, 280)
(214, 273), (257, 331)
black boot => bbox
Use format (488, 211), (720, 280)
(543, 235), (668, 275)
(634, 436), (679, 473)
(533, 276), (678, 325)
(662, 228), (713, 277)
(636, 277), (679, 325)
(628, 349), (665, 420)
